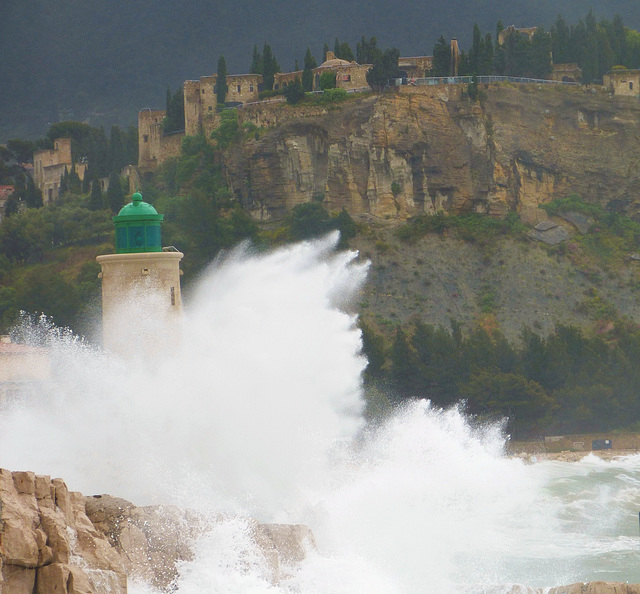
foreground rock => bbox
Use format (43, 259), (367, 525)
(0, 468), (636, 593)
(0, 469), (126, 593)
(0, 469), (315, 593)
(84, 493), (315, 589)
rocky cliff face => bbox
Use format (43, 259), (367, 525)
(227, 85), (640, 222)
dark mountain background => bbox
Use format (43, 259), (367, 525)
(2, 0), (640, 142)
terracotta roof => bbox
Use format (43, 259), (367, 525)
(0, 342), (48, 354)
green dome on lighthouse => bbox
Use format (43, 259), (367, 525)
(113, 192), (164, 253)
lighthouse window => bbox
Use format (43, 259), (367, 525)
(116, 227), (127, 248)
(146, 225), (161, 247)
(170, 287), (176, 306)
(128, 226), (145, 248)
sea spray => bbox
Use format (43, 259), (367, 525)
(0, 233), (368, 513)
(2, 234), (640, 592)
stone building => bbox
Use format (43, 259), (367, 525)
(33, 138), (86, 204)
(138, 109), (184, 174)
(603, 69), (640, 96)
(550, 63), (582, 83)
(184, 73), (262, 136)
(0, 337), (51, 403)
(274, 52), (371, 93)
(498, 25), (538, 45)
(398, 56), (434, 79)
(0, 185), (14, 222)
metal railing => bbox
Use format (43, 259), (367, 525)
(412, 75), (579, 86)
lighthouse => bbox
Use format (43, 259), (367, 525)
(96, 192), (183, 355)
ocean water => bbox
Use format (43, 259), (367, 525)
(1, 233), (639, 593)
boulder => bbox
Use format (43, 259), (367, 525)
(0, 470), (127, 594)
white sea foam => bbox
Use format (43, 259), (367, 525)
(2, 233), (640, 593)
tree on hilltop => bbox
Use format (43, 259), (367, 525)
(107, 172), (124, 214)
(366, 46), (401, 89)
(302, 48), (317, 91)
(164, 86), (184, 134)
(432, 36), (451, 76)
(250, 44), (262, 74)
(261, 44), (280, 91)
(357, 36), (378, 64)
(216, 56), (228, 105)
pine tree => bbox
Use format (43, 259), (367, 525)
(283, 77), (305, 104)
(366, 46), (400, 89)
(527, 28), (552, 78)
(432, 36), (451, 76)
(216, 56), (228, 104)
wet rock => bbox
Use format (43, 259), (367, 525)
(0, 470), (127, 594)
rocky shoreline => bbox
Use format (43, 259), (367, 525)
(510, 449), (640, 464)
(0, 467), (637, 593)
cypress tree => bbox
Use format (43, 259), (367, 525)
(67, 163), (81, 194)
(262, 44), (280, 91)
(552, 15), (571, 64)
(25, 175), (42, 208)
(216, 56), (228, 105)
(250, 44), (262, 74)
(470, 23), (483, 74)
(481, 33), (494, 74)
(82, 164), (92, 193)
(357, 36), (379, 65)
(89, 178), (103, 211)
(107, 172), (124, 214)
(339, 42), (355, 62)
(302, 48), (317, 91)
(124, 126), (138, 167)
(109, 126), (125, 172)
(59, 166), (69, 196)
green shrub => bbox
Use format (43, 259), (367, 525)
(211, 109), (239, 150)
(540, 194), (603, 217)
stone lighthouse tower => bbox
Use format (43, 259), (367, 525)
(96, 192), (183, 354)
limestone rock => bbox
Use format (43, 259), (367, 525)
(0, 470), (127, 594)
(226, 85), (640, 223)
